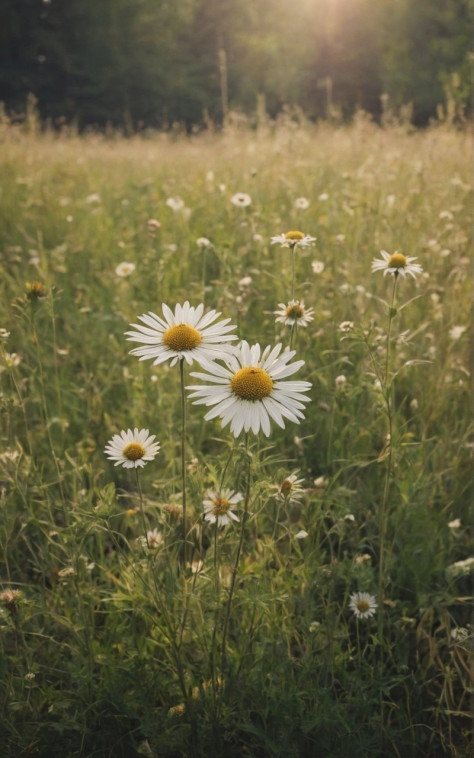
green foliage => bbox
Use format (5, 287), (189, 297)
(0, 120), (472, 756)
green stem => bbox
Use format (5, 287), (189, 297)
(221, 436), (251, 676)
(135, 468), (149, 548)
(377, 274), (398, 659)
(179, 359), (188, 560)
(291, 245), (296, 300)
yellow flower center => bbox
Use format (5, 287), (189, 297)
(285, 231), (304, 241)
(286, 304), (304, 319)
(213, 497), (230, 516)
(388, 253), (407, 269)
(163, 324), (202, 351)
(123, 442), (146, 461)
(26, 281), (46, 299)
(231, 367), (274, 401)
(280, 479), (293, 496)
(357, 600), (370, 613)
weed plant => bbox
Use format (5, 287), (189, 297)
(0, 111), (471, 757)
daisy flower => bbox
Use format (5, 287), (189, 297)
(104, 428), (160, 469)
(125, 301), (237, 368)
(271, 231), (316, 249)
(147, 219), (161, 236)
(275, 472), (305, 504)
(349, 592), (378, 620)
(311, 260), (325, 274)
(187, 341), (312, 438)
(294, 197), (310, 210)
(166, 196), (185, 212)
(371, 250), (423, 279)
(196, 237), (212, 248)
(115, 262), (136, 278)
(274, 300), (314, 328)
(203, 488), (243, 527)
(231, 192), (252, 208)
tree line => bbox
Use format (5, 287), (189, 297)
(0, 0), (470, 131)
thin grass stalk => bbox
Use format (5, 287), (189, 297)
(179, 358), (188, 560)
(220, 435), (251, 677)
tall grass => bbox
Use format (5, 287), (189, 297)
(0, 112), (471, 757)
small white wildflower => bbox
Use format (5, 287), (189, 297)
(338, 321), (354, 333)
(335, 374), (347, 389)
(450, 627), (470, 642)
(197, 237), (212, 248)
(311, 260), (325, 274)
(349, 592), (377, 619)
(115, 262), (136, 278)
(295, 530), (308, 539)
(166, 197), (185, 212)
(371, 250), (423, 279)
(231, 192), (252, 208)
(271, 231), (316, 249)
(448, 519), (461, 530)
(85, 193), (101, 204)
(314, 476), (328, 489)
(238, 276), (253, 288)
(449, 325), (466, 341)
(294, 197), (310, 210)
(203, 488), (242, 527)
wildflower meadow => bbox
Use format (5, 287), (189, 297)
(0, 113), (471, 757)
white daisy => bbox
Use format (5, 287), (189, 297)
(104, 428), (160, 469)
(166, 196), (185, 212)
(371, 250), (423, 279)
(196, 237), (212, 248)
(115, 262), (136, 278)
(147, 219), (161, 236)
(187, 341), (312, 438)
(203, 488), (243, 527)
(125, 301), (237, 368)
(137, 528), (163, 549)
(294, 197), (310, 210)
(231, 192), (252, 208)
(449, 325), (466, 341)
(311, 260), (325, 274)
(275, 472), (305, 504)
(338, 321), (354, 332)
(274, 300), (314, 328)
(271, 231), (316, 249)
(349, 592), (378, 619)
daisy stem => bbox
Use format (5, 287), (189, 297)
(179, 358), (188, 561)
(135, 468), (149, 549)
(291, 246), (296, 300)
(221, 435), (251, 676)
(377, 275), (398, 659)
(289, 322), (297, 351)
(384, 275), (399, 386)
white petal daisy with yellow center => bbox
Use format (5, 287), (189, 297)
(349, 591), (378, 620)
(187, 340), (312, 437)
(125, 301), (237, 368)
(371, 250), (423, 279)
(231, 192), (252, 208)
(294, 197), (310, 210)
(271, 230), (316, 249)
(104, 428), (160, 469)
(203, 488), (243, 527)
(276, 472), (305, 504)
(274, 300), (314, 328)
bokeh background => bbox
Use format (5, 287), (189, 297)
(1, 0), (471, 130)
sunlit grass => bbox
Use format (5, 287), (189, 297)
(0, 114), (471, 757)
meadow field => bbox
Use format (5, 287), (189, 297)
(0, 112), (471, 757)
